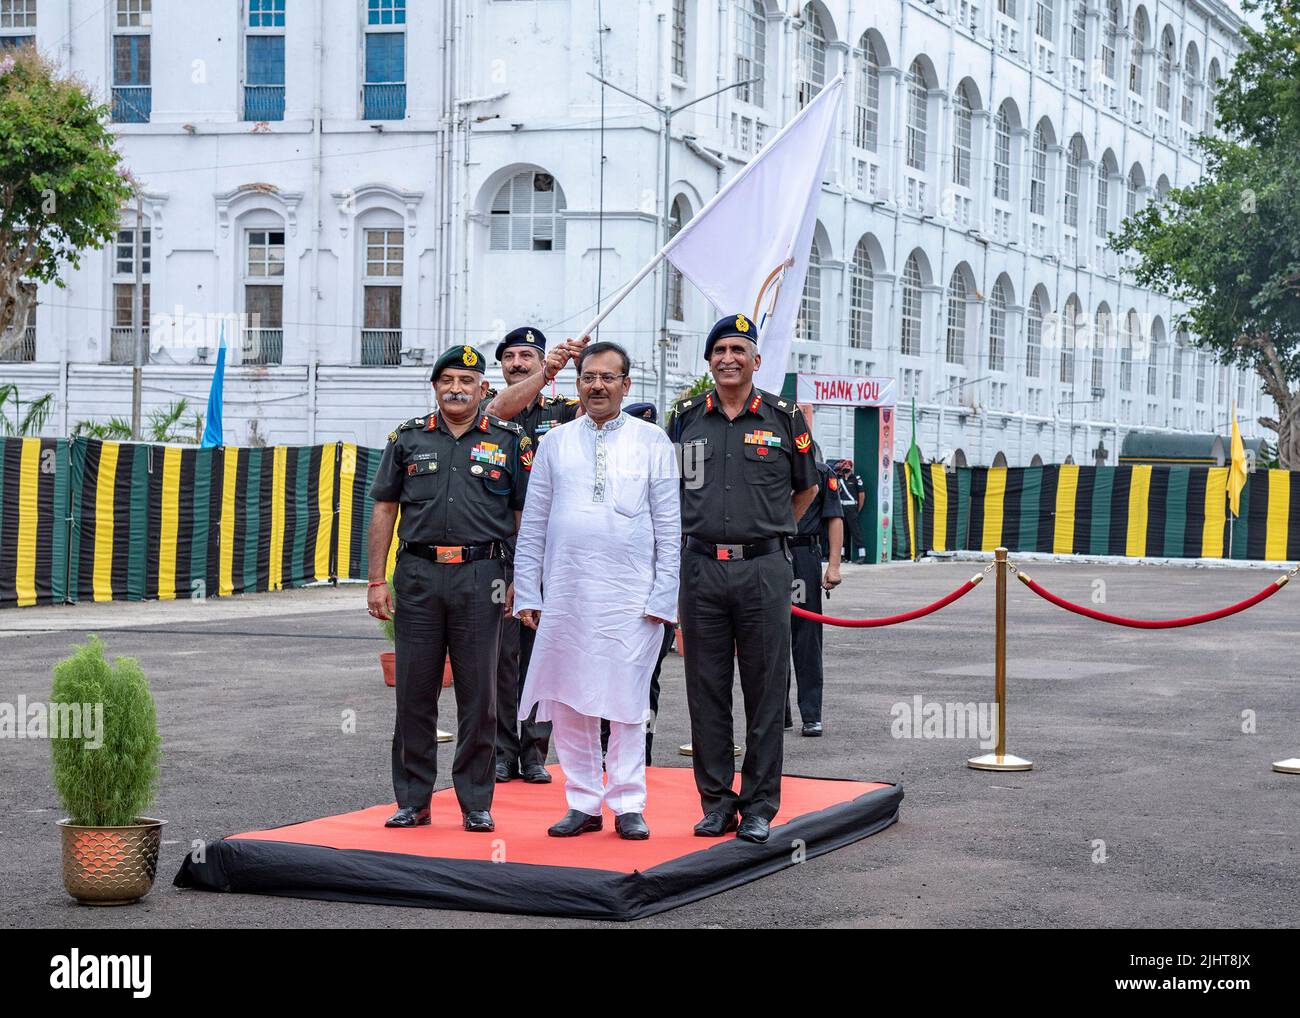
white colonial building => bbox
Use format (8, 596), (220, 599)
(0, 0), (1264, 463)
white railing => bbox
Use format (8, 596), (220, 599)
(993, 207), (1013, 242)
(994, 15), (1021, 55)
(903, 172), (929, 215)
(0, 325), (35, 362)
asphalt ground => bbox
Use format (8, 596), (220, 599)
(1, 558), (1297, 929)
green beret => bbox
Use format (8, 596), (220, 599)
(431, 344), (487, 381)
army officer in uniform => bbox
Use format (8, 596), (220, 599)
(367, 344), (531, 832)
(670, 314), (819, 844)
(481, 326), (582, 783)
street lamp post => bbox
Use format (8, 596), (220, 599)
(585, 73), (758, 416)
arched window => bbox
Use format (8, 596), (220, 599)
(952, 83), (974, 188)
(989, 279), (1009, 372)
(1061, 296), (1080, 385)
(900, 254), (922, 356)
(1064, 135), (1085, 228)
(672, 0), (688, 79)
(735, 0), (765, 106)
(796, 5), (826, 109)
(906, 60), (928, 171)
(489, 170), (566, 251)
(667, 196), (689, 321)
(1101, 0), (1120, 79)
(1092, 306), (1109, 391)
(1035, 0), (1054, 42)
(1026, 290), (1044, 378)
(849, 239), (873, 349)
(1157, 27), (1175, 112)
(1182, 45), (1198, 125)
(854, 36), (880, 151)
(994, 102), (1012, 201)
(1095, 158), (1111, 238)
(1120, 311), (1135, 391)
(1204, 59), (1221, 136)
(945, 269), (967, 364)
(1126, 164), (1144, 218)
(1129, 9), (1148, 95)
(796, 238), (822, 343)
(1030, 121), (1049, 216)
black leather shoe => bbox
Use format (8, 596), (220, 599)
(520, 764), (553, 784)
(462, 810), (495, 832)
(614, 813), (650, 840)
(384, 806), (430, 828)
(801, 721), (823, 737)
(547, 809), (603, 837)
(693, 811), (739, 837)
(495, 761), (517, 782)
(736, 815), (771, 844)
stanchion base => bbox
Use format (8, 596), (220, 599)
(1272, 758), (1300, 774)
(967, 753), (1034, 772)
(437, 729), (453, 744)
(678, 743), (744, 758)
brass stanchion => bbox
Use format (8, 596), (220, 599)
(1273, 757), (1300, 774)
(968, 547), (1033, 772)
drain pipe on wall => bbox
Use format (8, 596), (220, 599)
(307, 0), (324, 443)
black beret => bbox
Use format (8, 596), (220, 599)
(703, 313), (759, 359)
(494, 326), (547, 361)
(430, 344), (487, 381)
(624, 402), (657, 424)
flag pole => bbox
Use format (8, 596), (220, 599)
(574, 251), (666, 343)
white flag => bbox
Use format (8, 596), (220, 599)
(662, 75), (844, 393)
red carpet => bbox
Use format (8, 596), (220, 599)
(231, 765), (889, 873)
(176, 766), (902, 920)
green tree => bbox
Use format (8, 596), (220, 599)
(0, 46), (136, 354)
(1112, 0), (1300, 467)
(0, 382), (53, 436)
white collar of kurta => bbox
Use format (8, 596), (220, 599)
(579, 411), (627, 433)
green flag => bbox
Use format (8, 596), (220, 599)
(906, 397), (924, 502)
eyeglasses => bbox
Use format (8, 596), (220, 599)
(578, 372), (626, 386)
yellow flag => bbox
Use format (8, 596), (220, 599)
(1228, 402), (1247, 517)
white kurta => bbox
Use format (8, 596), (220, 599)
(514, 411), (681, 726)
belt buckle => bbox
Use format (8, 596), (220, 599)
(716, 544), (742, 561)
(434, 545), (464, 564)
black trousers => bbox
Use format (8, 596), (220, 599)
(495, 568), (551, 771)
(601, 621), (675, 765)
(842, 504), (865, 562)
(680, 547), (792, 822)
(789, 543), (825, 724)
(391, 552), (502, 813)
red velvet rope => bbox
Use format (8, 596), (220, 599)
(792, 576), (982, 628)
(1016, 572), (1288, 629)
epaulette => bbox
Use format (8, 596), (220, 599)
(397, 415), (428, 431)
(675, 394), (704, 415)
(760, 390), (796, 415)
(482, 413), (523, 434)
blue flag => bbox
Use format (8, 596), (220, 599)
(200, 324), (226, 448)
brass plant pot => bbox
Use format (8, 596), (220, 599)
(58, 817), (166, 906)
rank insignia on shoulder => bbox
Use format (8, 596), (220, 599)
(679, 399), (693, 410)
(387, 431), (397, 443)
(777, 399), (789, 409)
(747, 393), (762, 413)
(794, 432), (812, 453)
(477, 414), (490, 432)
(425, 414), (438, 431)
(704, 392), (715, 412)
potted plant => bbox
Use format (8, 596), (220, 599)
(50, 636), (164, 906)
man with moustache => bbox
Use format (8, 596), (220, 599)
(367, 344), (530, 832)
(479, 327), (584, 784)
(514, 342), (680, 840)
(670, 314), (819, 844)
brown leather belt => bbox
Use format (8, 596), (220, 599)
(401, 541), (503, 564)
(685, 536), (783, 561)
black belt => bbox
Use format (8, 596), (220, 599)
(401, 540), (503, 564)
(788, 536), (821, 549)
(685, 536), (784, 561)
